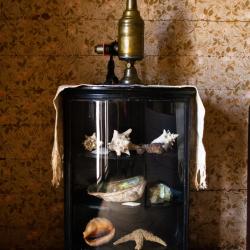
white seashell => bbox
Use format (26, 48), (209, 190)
(108, 129), (132, 156)
(151, 129), (178, 150)
(122, 202), (141, 207)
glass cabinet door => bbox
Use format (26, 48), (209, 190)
(64, 87), (194, 250)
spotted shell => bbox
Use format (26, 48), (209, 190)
(83, 133), (103, 151)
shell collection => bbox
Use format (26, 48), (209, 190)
(83, 219), (167, 249)
(83, 217), (115, 247)
(83, 129), (178, 156)
(81, 129), (179, 249)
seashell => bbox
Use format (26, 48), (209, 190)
(149, 183), (172, 204)
(83, 217), (115, 247)
(83, 133), (103, 152)
(122, 202), (141, 207)
(88, 176), (146, 202)
(151, 129), (178, 150)
(108, 129), (132, 156)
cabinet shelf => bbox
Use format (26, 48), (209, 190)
(82, 150), (133, 160)
(73, 186), (183, 209)
(79, 150), (178, 160)
(74, 201), (182, 250)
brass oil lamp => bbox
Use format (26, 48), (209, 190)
(95, 0), (144, 84)
(118, 0), (144, 84)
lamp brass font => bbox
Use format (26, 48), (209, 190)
(95, 0), (144, 85)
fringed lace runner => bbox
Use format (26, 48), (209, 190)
(51, 84), (207, 190)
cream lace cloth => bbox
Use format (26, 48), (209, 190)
(51, 84), (207, 190)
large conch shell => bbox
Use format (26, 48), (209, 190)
(83, 217), (115, 247)
(88, 176), (146, 202)
(151, 129), (178, 150)
(83, 132), (103, 151)
(108, 128), (132, 156)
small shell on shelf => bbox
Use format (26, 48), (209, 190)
(88, 176), (146, 202)
(149, 183), (172, 204)
(122, 202), (141, 207)
(151, 129), (179, 150)
(83, 217), (115, 247)
(83, 133), (103, 152)
(108, 128), (132, 156)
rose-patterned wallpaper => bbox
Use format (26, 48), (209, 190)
(0, 0), (249, 249)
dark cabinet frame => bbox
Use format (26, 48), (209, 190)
(62, 85), (196, 250)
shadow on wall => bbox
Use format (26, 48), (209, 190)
(139, 14), (197, 85)
(189, 100), (247, 249)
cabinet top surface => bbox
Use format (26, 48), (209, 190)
(62, 84), (196, 100)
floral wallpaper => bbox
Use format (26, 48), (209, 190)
(0, 0), (249, 249)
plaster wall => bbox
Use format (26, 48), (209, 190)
(0, 0), (249, 249)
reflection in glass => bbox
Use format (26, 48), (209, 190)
(68, 98), (188, 250)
